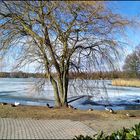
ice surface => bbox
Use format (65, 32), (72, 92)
(0, 78), (140, 110)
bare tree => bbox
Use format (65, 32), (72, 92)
(123, 46), (140, 78)
(0, 1), (129, 107)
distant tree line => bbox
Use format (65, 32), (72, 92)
(0, 70), (139, 79)
(0, 71), (44, 78)
(69, 71), (140, 79)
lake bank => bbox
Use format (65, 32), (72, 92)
(0, 104), (140, 134)
(0, 104), (127, 120)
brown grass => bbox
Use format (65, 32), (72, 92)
(112, 79), (140, 87)
(0, 104), (136, 121)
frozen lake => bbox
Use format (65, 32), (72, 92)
(0, 78), (140, 110)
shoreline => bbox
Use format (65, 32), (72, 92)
(0, 101), (140, 111)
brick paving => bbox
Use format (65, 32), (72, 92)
(0, 118), (96, 139)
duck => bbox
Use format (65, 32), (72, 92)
(105, 107), (115, 113)
(11, 102), (20, 107)
(1, 102), (7, 105)
(88, 108), (93, 111)
(15, 102), (20, 106)
(46, 103), (53, 109)
(46, 103), (50, 107)
(68, 105), (74, 109)
(126, 113), (136, 117)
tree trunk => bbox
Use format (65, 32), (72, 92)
(52, 71), (69, 107)
(62, 72), (69, 107)
(50, 76), (62, 107)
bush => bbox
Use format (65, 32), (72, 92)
(73, 123), (140, 140)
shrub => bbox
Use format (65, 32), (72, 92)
(73, 123), (140, 140)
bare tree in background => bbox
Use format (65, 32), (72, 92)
(0, 1), (129, 107)
(123, 45), (140, 78)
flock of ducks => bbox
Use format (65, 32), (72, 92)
(1, 102), (20, 107)
(0, 102), (137, 117)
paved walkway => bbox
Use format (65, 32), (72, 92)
(0, 118), (96, 139)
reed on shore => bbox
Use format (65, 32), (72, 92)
(112, 79), (140, 87)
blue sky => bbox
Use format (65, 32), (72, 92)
(110, 1), (140, 16)
(107, 1), (140, 53)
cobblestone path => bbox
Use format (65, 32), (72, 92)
(0, 118), (96, 139)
